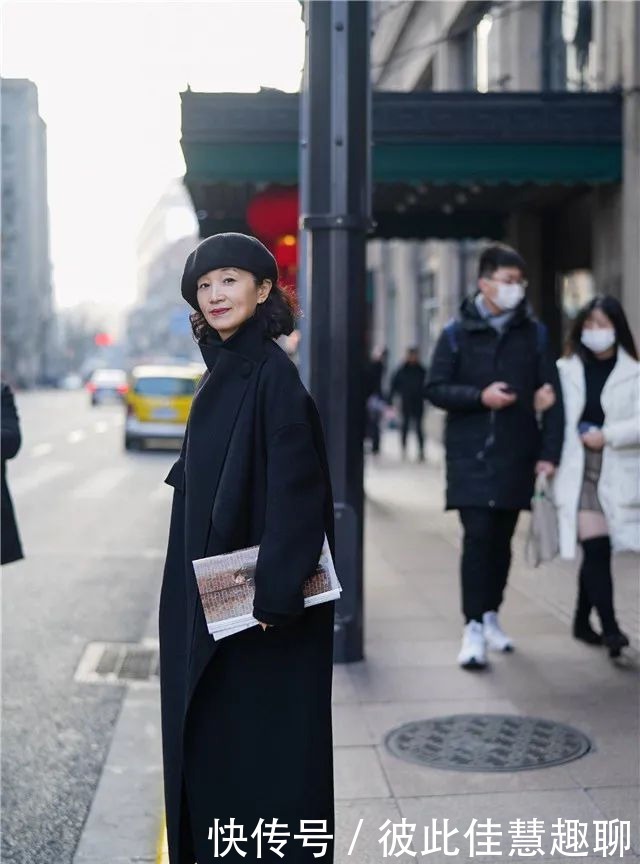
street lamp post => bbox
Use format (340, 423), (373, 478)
(299, 0), (372, 663)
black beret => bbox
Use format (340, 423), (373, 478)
(181, 232), (279, 311)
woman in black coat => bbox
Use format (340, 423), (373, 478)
(1, 382), (24, 565)
(159, 233), (336, 864)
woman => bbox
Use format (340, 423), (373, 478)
(554, 296), (639, 658)
(159, 233), (336, 864)
(1, 381), (24, 565)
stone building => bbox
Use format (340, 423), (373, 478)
(369, 0), (640, 372)
(1, 78), (54, 387)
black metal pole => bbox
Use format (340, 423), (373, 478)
(300, 0), (371, 663)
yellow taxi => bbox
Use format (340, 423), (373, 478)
(124, 364), (204, 451)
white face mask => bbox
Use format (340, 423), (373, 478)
(493, 281), (525, 311)
(581, 327), (616, 354)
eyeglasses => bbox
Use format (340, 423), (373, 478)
(486, 277), (529, 289)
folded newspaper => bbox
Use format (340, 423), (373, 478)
(192, 536), (341, 641)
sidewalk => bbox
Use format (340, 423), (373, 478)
(73, 431), (639, 864)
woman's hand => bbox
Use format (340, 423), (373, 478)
(534, 384), (556, 413)
(581, 428), (605, 451)
(258, 621), (273, 631)
(535, 460), (556, 477)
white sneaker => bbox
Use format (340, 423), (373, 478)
(483, 611), (514, 652)
(457, 621), (487, 669)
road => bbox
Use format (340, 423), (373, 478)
(1, 388), (177, 864)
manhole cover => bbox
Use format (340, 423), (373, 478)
(384, 714), (591, 772)
(75, 641), (159, 686)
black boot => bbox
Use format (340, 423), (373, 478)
(579, 536), (628, 657)
(572, 574), (602, 645)
(602, 630), (630, 659)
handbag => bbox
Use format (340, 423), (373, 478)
(525, 473), (560, 567)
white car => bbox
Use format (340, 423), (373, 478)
(87, 368), (128, 406)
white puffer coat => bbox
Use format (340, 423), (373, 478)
(554, 348), (640, 559)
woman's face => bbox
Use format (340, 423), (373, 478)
(583, 308), (613, 331)
(196, 267), (271, 340)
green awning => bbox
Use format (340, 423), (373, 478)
(183, 141), (620, 186)
(181, 90), (622, 240)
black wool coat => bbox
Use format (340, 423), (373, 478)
(1, 383), (24, 565)
(158, 315), (336, 864)
(425, 296), (564, 510)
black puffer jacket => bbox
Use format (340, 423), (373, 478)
(425, 296), (564, 510)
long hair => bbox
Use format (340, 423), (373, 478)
(189, 279), (300, 343)
(565, 295), (638, 361)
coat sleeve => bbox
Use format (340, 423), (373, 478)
(1, 384), (21, 460)
(252, 421), (326, 625)
(603, 417), (640, 448)
(424, 330), (486, 412)
(536, 336), (565, 464)
(252, 358), (327, 626)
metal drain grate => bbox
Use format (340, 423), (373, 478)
(384, 714), (591, 772)
(75, 641), (160, 686)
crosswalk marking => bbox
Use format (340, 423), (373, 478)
(12, 462), (74, 496)
(31, 442), (53, 457)
(68, 429), (86, 444)
(71, 466), (133, 499)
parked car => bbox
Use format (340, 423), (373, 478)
(87, 368), (128, 405)
(124, 364), (203, 451)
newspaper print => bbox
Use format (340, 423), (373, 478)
(192, 535), (341, 639)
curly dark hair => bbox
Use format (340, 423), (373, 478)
(189, 279), (300, 342)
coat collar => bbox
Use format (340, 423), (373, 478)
(560, 347), (638, 391)
(198, 313), (270, 371)
(459, 292), (531, 333)
(605, 347), (639, 389)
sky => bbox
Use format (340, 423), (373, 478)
(1, 1), (305, 310)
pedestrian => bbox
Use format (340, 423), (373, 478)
(554, 295), (639, 658)
(390, 346), (427, 461)
(159, 233), (336, 864)
(1, 381), (24, 565)
(364, 347), (388, 454)
(425, 243), (564, 670)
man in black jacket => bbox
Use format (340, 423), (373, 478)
(426, 244), (563, 670)
(391, 347), (427, 461)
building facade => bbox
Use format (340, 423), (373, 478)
(126, 179), (199, 364)
(370, 0), (640, 373)
(1, 78), (55, 388)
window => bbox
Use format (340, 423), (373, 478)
(476, 14), (493, 93)
(134, 376), (197, 397)
(543, 0), (595, 91)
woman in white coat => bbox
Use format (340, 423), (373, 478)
(554, 296), (639, 658)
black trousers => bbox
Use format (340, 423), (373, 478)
(366, 413), (381, 453)
(458, 507), (520, 624)
(401, 409), (424, 454)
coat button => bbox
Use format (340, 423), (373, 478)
(241, 361), (252, 378)
(489, 499), (495, 507)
